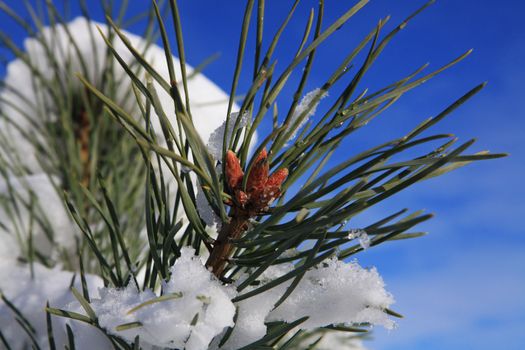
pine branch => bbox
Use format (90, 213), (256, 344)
(0, 0), (508, 349)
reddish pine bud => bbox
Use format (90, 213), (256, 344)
(246, 148), (269, 191)
(254, 148), (268, 163)
(251, 168), (288, 211)
(266, 168), (288, 188)
(225, 150), (244, 190)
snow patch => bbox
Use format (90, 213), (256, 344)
(348, 229), (371, 249)
(207, 111), (250, 161)
(0, 174), (77, 257)
(91, 247), (236, 350)
(0, 261), (108, 350)
(224, 257), (392, 349)
(287, 88), (328, 141)
(220, 263), (294, 349)
(268, 257), (395, 330)
(196, 185), (221, 229)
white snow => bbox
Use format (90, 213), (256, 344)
(0, 229), (21, 261)
(207, 111), (250, 161)
(348, 229), (371, 249)
(91, 247), (236, 350)
(0, 259), (109, 350)
(222, 257), (393, 349)
(268, 257), (395, 330)
(223, 258), (393, 348)
(0, 174), (77, 258)
(196, 184), (221, 229)
(287, 88), (328, 141)
(219, 263), (294, 349)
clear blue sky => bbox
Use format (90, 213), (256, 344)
(1, 1), (523, 349)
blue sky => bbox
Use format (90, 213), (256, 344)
(1, 1), (523, 349)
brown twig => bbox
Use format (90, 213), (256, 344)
(205, 208), (249, 277)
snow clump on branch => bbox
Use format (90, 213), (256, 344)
(90, 247), (236, 350)
(221, 258), (394, 349)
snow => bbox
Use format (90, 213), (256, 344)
(0, 259), (109, 350)
(219, 263), (294, 349)
(0, 247), (235, 350)
(0, 229), (21, 261)
(0, 174), (77, 258)
(0, 240), (393, 350)
(207, 111), (250, 160)
(348, 229), (371, 249)
(287, 88), (328, 141)
(222, 257), (393, 349)
(91, 247), (236, 350)
(268, 257), (395, 330)
(196, 184), (221, 229)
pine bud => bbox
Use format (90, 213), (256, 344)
(266, 168), (288, 188)
(246, 148), (269, 191)
(225, 150), (244, 190)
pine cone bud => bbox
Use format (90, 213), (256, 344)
(266, 168), (288, 188)
(246, 148), (269, 191)
(225, 150), (244, 190)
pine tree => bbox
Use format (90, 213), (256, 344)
(0, 1), (506, 349)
